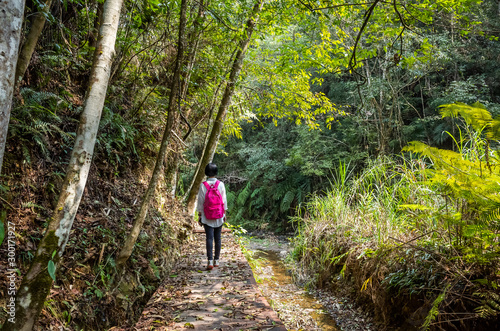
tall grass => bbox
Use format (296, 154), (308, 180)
(291, 157), (435, 285)
(291, 103), (500, 327)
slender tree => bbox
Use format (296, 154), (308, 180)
(1, 0), (124, 329)
(0, 0), (25, 176)
(14, 0), (54, 88)
(185, 0), (264, 214)
(166, 0), (205, 198)
(115, 0), (189, 269)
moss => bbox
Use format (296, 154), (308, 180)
(3, 230), (59, 330)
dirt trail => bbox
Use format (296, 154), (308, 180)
(130, 231), (286, 330)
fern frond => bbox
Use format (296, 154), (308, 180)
(237, 184), (251, 207)
(421, 285), (450, 331)
(475, 290), (500, 319)
(280, 190), (295, 213)
(226, 191), (235, 212)
(22, 145), (31, 164)
(487, 117), (500, 140)
(439, 102), (492, 132)
(21, 201), (46, 210)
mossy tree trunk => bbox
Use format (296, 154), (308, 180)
(1, 0), (124, 329)
(0, 0), (25, 176)
(185, 0), (263, 214)
(14, 0), (54, 88)
(115, 0), (189, 269)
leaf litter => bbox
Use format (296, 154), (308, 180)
(129, 231), (286, 330)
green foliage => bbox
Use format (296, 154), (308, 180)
(7, 0), (500, 328)
(439, 102), (500, 139)
(475, 287), (500, 319)
(421, 285), (450, 331)
(403, 103), (500, 263)
(8, 88), (144, 174)
(217, 116), (369, 230)
(96, 106), (139, 171)
(47, 260), (56, 282)
(9, 88), (74, 164)
(290, 141), (499, 327)
(384, 252), (444, 297)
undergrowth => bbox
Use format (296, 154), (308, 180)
(1, 87), (190, 330)
(227, 223), (266, 283)
(291, 103), (500, 330)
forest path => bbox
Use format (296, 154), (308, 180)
(131, 231), (286, 330)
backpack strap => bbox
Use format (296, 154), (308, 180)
(204, 180), (220, 189)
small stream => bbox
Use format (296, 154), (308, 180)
(247, 234), (375, 331)
(254, 249), (339, 331)
(245, 234), (339, 330)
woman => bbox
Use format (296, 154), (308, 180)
(196, 163), (228, 270)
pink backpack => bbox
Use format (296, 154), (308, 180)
(203, 180), (225, 220)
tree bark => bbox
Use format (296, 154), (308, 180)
(1, 0), (123, 329)
(15, 0), (53, 88)
(165, 149), (180, 198)
(165, 0), (205, 198)
(89, 1), (105, 50)
(184, 78), (225, 200)
(115, 0), (189, 269)
(0, 0), (25, 176)
(185, 0), (263, 214)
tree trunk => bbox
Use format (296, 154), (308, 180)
(184, 78), (224, 200)
(0, 0), (25, 176)
(181, 0), (204, 101)
(115, 0), (188, 269)
(89, 1), (105, 50)
(1, 0), (123, 329)
(15, 0), (53, 88)
(185, 0), (263, 214)
(165, 148), (180, 198)
(165, 0), (205, 198)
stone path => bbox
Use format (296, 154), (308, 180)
(130, 231), (287, 330)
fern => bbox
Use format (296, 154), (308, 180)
(403, 103), (500, 262)
(280, 190), (295, 213)
(226, 191), (236, 212)
(10, 88), (73, 163)
(21, 201), (46, 210)
(95, 107), (139, 170)
(421, 285), (450, 331)
(440, 102), (500, 140)
(440, 102), (492, 132)
(489, 118), (500, 139)
(237, 183), (251, 207)
(475, 289), (500, 319)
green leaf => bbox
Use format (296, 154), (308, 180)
(48, 260), (56, 282)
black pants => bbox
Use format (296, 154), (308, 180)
(203, 224), (222, 261)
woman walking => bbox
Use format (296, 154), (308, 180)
(197, 163), (228, 270)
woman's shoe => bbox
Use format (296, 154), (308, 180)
(207, 260), (214, 270)
(214, 260), (219, 267)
